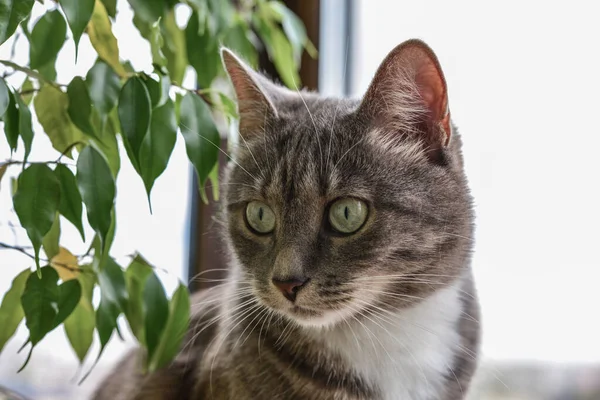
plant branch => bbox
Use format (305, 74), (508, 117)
(0, 242), (90, 274)
(1, 159), (75, 169)
(0, 242), (37, 260)
(19, 88), (39, 96)
(0, 60), (57, 87)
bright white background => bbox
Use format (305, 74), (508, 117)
(351, 0), (600, 364)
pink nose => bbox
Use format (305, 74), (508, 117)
(272, 277), (309, 302)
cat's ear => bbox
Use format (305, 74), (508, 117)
(358, 39), (452, 157)
(221, 48), (278, 137)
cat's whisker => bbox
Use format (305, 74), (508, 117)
(187, 268), (232, 282)
(333, 136), (368, 170)
(261, 109), (274, 176)
(345, 303), (395, 368)
(334, 309), (361, 348)
(236, 306), (270, 349)
(236, 127), (265, 179)
(291, 78), (324, 175)
(209, 303), (263, 394)
(184, 296), (257, 352)
(257, 308), (275, 358)
(274, 318), (295, 349)
(357, 288), (424, 301)
(354, 272), (462, 280)
(352, 299), (429, 387)
(355, 278), (478, 301)
(189, 289), (254, 312)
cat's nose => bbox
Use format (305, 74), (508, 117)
(272, 277), (310, 302)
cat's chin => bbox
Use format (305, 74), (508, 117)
(283, 305), (354, 329)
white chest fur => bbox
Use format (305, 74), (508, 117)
(322, 280), (464, 400)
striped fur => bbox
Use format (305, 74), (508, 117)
(94, 40), (480, 400)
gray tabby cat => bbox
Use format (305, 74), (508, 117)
(94, 39), (480, 400)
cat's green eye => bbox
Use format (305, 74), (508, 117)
(245, 201), (276, 234)
(328, 198), (368, 234)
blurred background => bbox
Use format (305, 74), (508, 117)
(1, 0), (599, 399)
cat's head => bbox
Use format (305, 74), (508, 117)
(221, 40), (473, 328)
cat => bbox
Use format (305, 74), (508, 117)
(94, 39), (480, 400)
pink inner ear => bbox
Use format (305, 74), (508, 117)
(414, 60), (447, 122)
(414, 58), (451, 144)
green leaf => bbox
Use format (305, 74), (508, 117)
(95, 294), (117, 351)
(0, 163), (8, 191)
(34, 85), (85, 158)
(15, 93), (34, 162)
(86, 60), (121, 118)
(118, 76), (151, 171)
(54, 164), (86, 241)
(161, 9), (186, 85)
(89, 108), (120, 177)
(254, 16), (300, 89)
(77, 146), (115, 246)
(268, 2), (316, 63)
(207, 161), (219, 201)
(97, 257), (127, 311)
(13, 164), (61, 271)
(185, 0), (207, 34)
(29, 10), (67, 69)
(100, 0), (116, 18)
(143, 74), (169, 109)
(20, 77), (34, 105)
(21, 266), (81, 345)
(143, 272), (168, 363)
(206, 0), (233, 35)
(60, 0), (95, 55)
(21, 267), (58, 345)
(124, 255), (152, 343)
(3, 89), (19, 152)
(139, 99), (176, 202)
(0, 269), (30, 353)
(179, 93), (220, 198)
(67, 77), (97, 139)
(185, 12), (220, 88)
(93, 257), (124, 361)
(41, 212), (61, 260)
(64, 291), (95, 362)
(223, 20), (258, 69)
(37, 55), (58, 82)
(149, 18), (167, 68)
(10, 176), (17, 195)
(218, 92), (238, 120)
(0, 0), (35, 45)
(126, 0), (165, 24)
(88, 0), (127, 77)
(53, 278), (82, 328)
(78, 264), (97, 300)
(63, 265), (95, 363)
(0, 76), (9, 118)
(148, 283), (190, 371)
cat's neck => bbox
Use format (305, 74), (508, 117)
(314, 277), (466, 400)
(221, 273), (469, 400)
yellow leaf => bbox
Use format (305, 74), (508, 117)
(34, 86), (86, 158)
(51, 247), (80, 281)
(87, 0), (127, 78)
